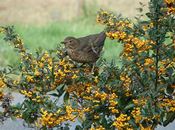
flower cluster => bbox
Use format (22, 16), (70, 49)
(164, 0), (175, 14)
(120, 73), (131, 93)
(96, 10), (116, 25)
(161, 98), (175, 112)
(106, 32), (155, 61)
(20, 90), (44, 103)
(38, 106), (77, 128)
(108, 93), (119, 114)
(131, 107), (142, 123)
(113, 114), (132, 130)
(0, 78), (5, 100)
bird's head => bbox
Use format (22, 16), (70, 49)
(61, 37), (79, 49)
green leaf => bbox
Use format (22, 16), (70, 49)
(163, 112), (175, 126)
(49, 93), (59, 97)
(124, 103), (135, 111)
(64, 92), (69, 104)
(56, 84), (65, 97)
(166, 85), (174, 95)
(63, 124), (70, 130)
(100, 115), (108, 128)
(75, 125), (83, 130)
(82, 119), (92, 129)
(128, 119), (138, 129)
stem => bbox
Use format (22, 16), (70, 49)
(155, 19), (159, 91)
(152, 0), (161, 91)
(155, 45), (159, 91)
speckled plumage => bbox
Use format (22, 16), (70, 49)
(62, 32), (106, 63)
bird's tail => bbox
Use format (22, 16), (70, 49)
(96, 31), (106, 47)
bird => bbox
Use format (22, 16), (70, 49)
(61, 31), (106, 64)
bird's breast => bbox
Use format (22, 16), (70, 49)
(67, 49), (98, 63)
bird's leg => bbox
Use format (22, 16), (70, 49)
(91, 63), (96, 74)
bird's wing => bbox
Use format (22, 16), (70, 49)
(85, 32), (106, 53)
(76, 32), (106, 53)
(93, 32), (106, 47)
(77, 41), (100, 55)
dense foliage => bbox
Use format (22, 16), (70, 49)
(0, 0), (175, 129)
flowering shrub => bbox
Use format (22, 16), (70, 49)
(0, 0), (175, 129)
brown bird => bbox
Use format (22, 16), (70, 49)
(61, 31), (106, 64)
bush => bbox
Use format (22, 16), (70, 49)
(0, 0), (175, 129)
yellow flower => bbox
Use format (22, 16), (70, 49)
(34, 70), (40, 76)
(48, 65), (52, 71)
(94, 115), (100, 119)
(133, 99), (147, 106)
(0, 79), (5, 88)
(140, 124), (152, 130)
(161, 98), (175, 112)
(83, 96), (93, 100)
(48, 58), (52, 65)
(38, 62), (44, 68)
(94, 91), (107, 101)
(93, 100), (100, 103)
(144, 58), (154, 66)
(0, 91), (4, 100)
(109, 93), (118, 99)
(131, 107), (142, 123)
(83, 107), (90, 112)
(72, 74), (78, 79)
(26, 75), (34, 82)
(111, 108), (119, 113)
(133, 99), (139, 105)
(113, 114), (132, 129)
(56, 109), (61, 114)
(94, 76), (99, 83)
(59, 59), (66, 66)
(168, 7), (175, 14)
(0, 27), (5, 33)
(20, 90), (33, 98)
(96, 125), (105, 130)
(120, 74), (131, 88)
(164, 0), (175, 4)
(109, 100), (118, 107)
(57, 69), (66, 77)
(38, 103), (79, 128)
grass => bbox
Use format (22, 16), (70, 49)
(0, 18), (122, 67)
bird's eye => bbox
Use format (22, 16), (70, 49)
(69, 40), (72, 43)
